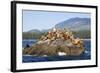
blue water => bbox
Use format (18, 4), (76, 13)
(22, 39), (91, 63)
(22, 39), (37, 48)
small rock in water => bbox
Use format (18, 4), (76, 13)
(25, 44), (30, 48)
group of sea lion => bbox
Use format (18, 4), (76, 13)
(39, 28), (83, 46)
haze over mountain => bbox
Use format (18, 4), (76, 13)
(55, 17), (90, 31)
(27, 17), (91, 32)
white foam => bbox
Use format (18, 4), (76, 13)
(58, 52), (66, 56)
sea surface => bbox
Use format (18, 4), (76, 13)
(22, 39), (91, 63)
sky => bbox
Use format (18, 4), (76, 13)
(23, 10), (90, 32)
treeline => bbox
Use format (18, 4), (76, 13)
(23, 32), (47, 39)
(23, 30), (90, 39)
(72, 30), (91, 39)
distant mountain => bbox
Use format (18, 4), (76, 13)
(55, 18), (90, 31)
(41, 29), (50, 32)
(28, 29), (41, 33)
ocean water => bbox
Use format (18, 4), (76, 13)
(22, 39), (37, 48)
(22, 39), (91, 63)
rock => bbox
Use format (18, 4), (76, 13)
(23, 28), (85, 56)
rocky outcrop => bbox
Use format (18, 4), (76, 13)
(23, 28), (85, 56)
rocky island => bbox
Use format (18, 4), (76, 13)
(23, 28), (85, 56)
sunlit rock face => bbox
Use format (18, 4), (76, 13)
(23, 28), (85, 56)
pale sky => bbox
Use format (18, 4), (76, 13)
(23, 10), (90, 32)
